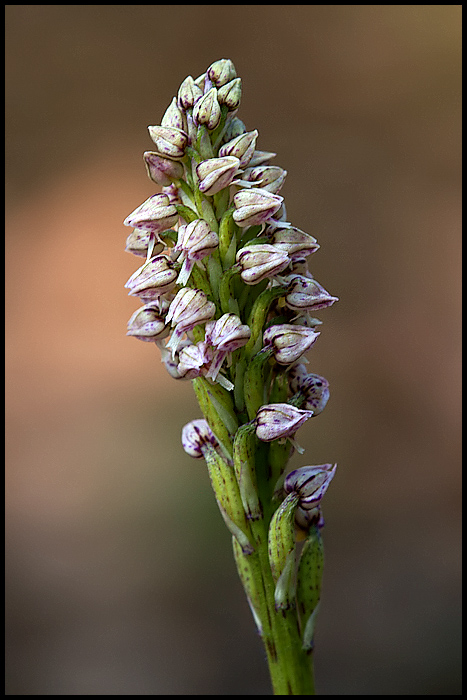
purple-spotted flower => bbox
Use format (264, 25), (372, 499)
(267, 226), (320, 259)
(125, 255), (178, 301)
(126, 302), (170, 343)
(284, 464), (337, 512)
(204, 313), (251, 382)
(165, 288), (216, 356)
(289, 365), (330, 416)
(263, 324), (320, 365)
(219, 130), (258, 167)
(124, 228), (164, 258)
(233, 188), (284, 228)
(196, 157), (241, 196)
(172, 219), (219, 285)
(192, 88), (221, 130)
(182, 418), (219, 459)
(255, 403), (314, 443)
(284, 275), (339, 311)
(143, 151), (184, 187)
(234, 165), (287, 194)
(236, 243), (290, 285)
(147, 125), (188, 160)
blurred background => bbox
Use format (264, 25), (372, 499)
(5, 5), (462, 695)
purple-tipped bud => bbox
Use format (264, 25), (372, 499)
(235, 166), (287, 194)
(219, 130), (258, 167)
(268, 226), (320, 259)
(207, 58), (237, 87)
(166, 288), (216, 355)
(236, 243), (290, 284)
(123, 194), (178, 233)
(255, 403), (314, 442)
(285, 275), (339, 311)
(173, 219), (219, 285)
(217, 78), (242, 111)
(126, 302), (170, 342)
(125, 255), (178, 301)
(147, 125), (188, 160)
(161, 97), (187, 131)
(178, 76), (203, 110)
(182, 418), (218, 458)
(125, 228), (164, 258)
(143, 151), (184, 187)
(233, 188), (283, 228)
(284, 464), (337, 511)
(263, 324), (320, 365)
(196, 156), (241, 196)
(192, 88), (221, 130)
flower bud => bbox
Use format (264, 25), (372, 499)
(126, 302), (170, 342)
(196, 156), (241, 196)
(143, 151), (184, 187)
(285, 275), (339, 311)
(268, 226), (320, 258)
(161, 97), (187, 131)
(177, 75), (203, 109)
(125, 255), (178, 300)
(263, 324), (320, 365)
(284, 464), (337, 511)
(255, 403), (314, 442)
(236, 165), (287, 194)
(292, 372), (330, 416)
(207, 58), (237, 87)
(222, 117), (246, 143)
(236, 243), (290, 284)
(192, 88), (221, 130)
(217, 78), (242, 110)
(182, 418), (218, 458)
(123, 193), (178, 233)
(147, 125), (188, 160)
(233, 188), (283, 228)
(219, 130), (258, 167)
(173, 219), (219, 285)
(247, 150), (277, 167)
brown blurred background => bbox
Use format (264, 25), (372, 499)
(5, 5), (462, 695)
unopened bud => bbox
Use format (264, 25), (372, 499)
(148, 125), (188, 160)
(178, 75), (204, 110)
(255, 403), (314, 442)
(217, 78), (242, 111)
(182, 418), (218, 458)
(247, 150), (277, 167)
(125, 228), (164, 258)
(285, 275), (339, 311)
(263, 324), (320, 365)
(207, 58), (237, 87)
(222, 117), (246, 144)
(219, 130), (258, 167)
(268, 226), (320, 258)
(161, 97), (187, 131)
(236, 165), (287, 194)
(196, 156), (241, 196)
(192, 88), (221, 130)
(126, 302), (169, 342)
(123, 193), (178, 233)
(290, 371), (330, 416)
(143, 151), (184, 187)
(284, 464), (337, 511)
(236, 243), (290, 284)
(233, 188), (283, 228)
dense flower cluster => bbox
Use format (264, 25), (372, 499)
(123, 59), (338, 688)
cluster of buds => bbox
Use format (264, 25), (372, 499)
(123, 59), (338, 674)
